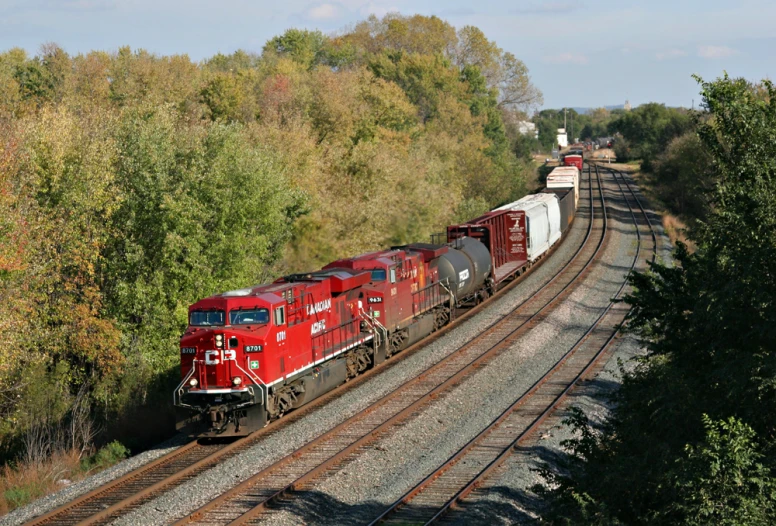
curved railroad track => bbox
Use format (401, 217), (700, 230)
(169, 166), (609, 526)
(368, 164), (658, 526)
(23, 167), (594, 526)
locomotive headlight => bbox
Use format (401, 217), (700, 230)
(215, 334), (223, 348)
(189, 378), (198, 387)
(232, 376), (242, 386)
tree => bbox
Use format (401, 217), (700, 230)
(537, 74), (776, 526)
(263, 29), (328, 69)
(496, 52), (543, 111)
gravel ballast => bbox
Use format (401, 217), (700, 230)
(4, 168), (637, 526)
(226, 169), (646, 525)
(444, 170), (672, 525)
(103, 174), (597, 526)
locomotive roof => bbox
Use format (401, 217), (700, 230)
(281, 268), (365, 283)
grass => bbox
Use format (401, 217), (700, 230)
(627, 163), (696, 251)
(0, 441), (129, 514)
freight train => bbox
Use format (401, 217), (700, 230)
(174, 166), (582, 437)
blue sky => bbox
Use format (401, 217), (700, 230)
(1, 0), (773, 109)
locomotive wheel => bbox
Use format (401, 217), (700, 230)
(389, 330), (408, 356)
(433, 307), (450, 331)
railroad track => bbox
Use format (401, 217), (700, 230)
(23, 168), (595, 526)
(368, 164), (658, 525)
(170, 166), (608, 525)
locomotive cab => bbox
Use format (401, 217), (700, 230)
(176, 291), (284, 437)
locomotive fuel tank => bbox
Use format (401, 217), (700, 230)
(435, 236), (491, 298)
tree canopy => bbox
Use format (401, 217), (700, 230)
(0, 15), (543, 505)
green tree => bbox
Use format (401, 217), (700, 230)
(263, 29), (329, 69)
(537, 74), (776, 525)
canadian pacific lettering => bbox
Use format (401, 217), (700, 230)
(306, 298), (332, 315)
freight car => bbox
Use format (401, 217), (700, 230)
(175, 165), (583, 437)
(447, 209), (528, 287)
(547, 166), (580, 208)
(564, 153), (583, 172)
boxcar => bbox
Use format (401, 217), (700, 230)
(495, 193), (561, 262)
(564, 154), (583, 172)
(541, 188), (575, 233)
(547, 166), (580, 209)
(447, 209), (528, 285)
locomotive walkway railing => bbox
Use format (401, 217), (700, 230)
(412, 281), (445, 316)
(311, 318), (369, 362)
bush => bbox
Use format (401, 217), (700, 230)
(83, 441), (130, 472)
(653, 131), (713, 218)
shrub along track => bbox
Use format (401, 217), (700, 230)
(168, 166), (607, 526)
(22, 167), (596, 526)
(367, 164), (657, 526)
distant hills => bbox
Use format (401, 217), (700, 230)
(570, 105), (625, 114)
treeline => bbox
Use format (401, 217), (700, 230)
(0, 13), (542, 507)
(535, 102), (709, 219)
(538, 76), (776, 524)
(532, 107), (621, 151)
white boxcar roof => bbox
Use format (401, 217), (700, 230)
(548, 166), (580, 208)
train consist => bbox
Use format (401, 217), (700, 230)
(175, 166), (582, 437)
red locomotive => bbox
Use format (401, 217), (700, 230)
(175, 169), (582, 437)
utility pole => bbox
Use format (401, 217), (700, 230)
(564, 107), (567, 130)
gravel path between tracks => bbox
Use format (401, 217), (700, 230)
(444, 332), (646, 525)
(104, 178), (596, 526)
(249, 169), (638, 526)
(443, 170), (673, 525)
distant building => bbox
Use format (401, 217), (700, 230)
(517, 121), (536, 136)
(624, 100), (632, 111)
(557, 128), (568, 148)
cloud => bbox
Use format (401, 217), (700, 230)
(511, 2), (584, 14)
(435, 7), (476, 17)
(544, 52), (588, 65)
(656, 48), (687, 61)
(307, 3), (341, 20)
(358, 3), (400, 17)
(697, 45), (738, 59)
(12, 0), (117, 12)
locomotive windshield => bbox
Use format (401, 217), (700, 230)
(370, 269), (386, 281)
(230, 308), (270, 325)
(190, 310), (225, 326)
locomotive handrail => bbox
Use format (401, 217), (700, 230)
(438, 279), (456, 316)
(412, 281), (444, 316)
(359, 307), (388, 348)
(173, 359), (199, 407)
(234, 358), (268, 407)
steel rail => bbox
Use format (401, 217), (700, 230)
(26, 167), (592, 525)
(175, 166), (609, 526)
(25, 167), (592, 526)
(23, 168), (590, 526)
(370, 163), (658, 525)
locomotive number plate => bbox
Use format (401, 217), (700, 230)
(368, 297), (383, 304)
(245, 345), (263, 353)
(181, 347), (196, 354)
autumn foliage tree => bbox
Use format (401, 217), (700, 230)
(0, 14), (542, 503)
